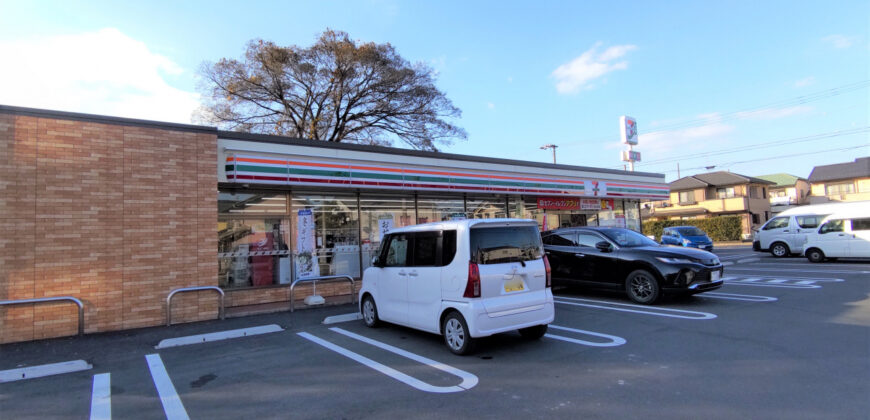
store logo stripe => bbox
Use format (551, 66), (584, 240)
(608, 182), (669, 190)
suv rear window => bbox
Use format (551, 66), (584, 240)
(470, 226), (543, 265)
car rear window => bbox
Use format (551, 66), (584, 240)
(470, 226), (543, 265)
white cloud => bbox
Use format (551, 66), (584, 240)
(735, 105), (813, 120)
(822, 34), (854, 49)
(637, 113), (735, 155)
(0, 28), (199, 124)
(794, 76), (815, 87)
(487, 102), (496, 110)
(551, 42), (637, 94)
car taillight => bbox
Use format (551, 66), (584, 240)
(464, 261), (481, 298)
(543, 255), (552, 288)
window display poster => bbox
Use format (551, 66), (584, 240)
(378, 214), (394, 241)
(296, 209), (320, 279)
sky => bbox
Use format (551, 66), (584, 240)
(0, 0), (868, 182)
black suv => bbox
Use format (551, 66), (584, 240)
(542, 227), (724, 304)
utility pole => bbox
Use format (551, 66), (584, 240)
(677, 162), (681, 179)
(540, 144), (558, 164)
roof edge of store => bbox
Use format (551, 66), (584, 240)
(0, 103), (664, 180)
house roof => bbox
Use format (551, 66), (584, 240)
(755, 173), (805, 188)
(808, 157), (870, 183)
(669, 171), (775, 191)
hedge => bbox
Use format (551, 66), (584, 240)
(643, 215), (743, 242)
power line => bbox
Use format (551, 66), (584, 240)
(661, 144), (869, 174)
(562, 79), (870, 147)
(628, 126), (870, 168)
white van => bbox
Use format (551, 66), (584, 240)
(753, 201), (870, 257)
(359, 218), (554, 355)
(803, 212), (870, 262)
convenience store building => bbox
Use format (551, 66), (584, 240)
(0, 105), (668, 343)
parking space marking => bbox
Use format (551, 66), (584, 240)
(723, 276), (844, 289)
(699, 292), (778, 302)
(546, 325), (626, 347)
(298, 330), (477, 393)
(90, 373), (111, 420)
(726, 267), (869, 274)
(154, 324), (284, 349)
(718, 253), (757, 260)
(145, 354), (190, 420)
(0, 359), (92, 383)
(323, 313), (363, 324)
(554, 297), (716, 320)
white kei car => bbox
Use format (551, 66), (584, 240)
(359, 218), (554, 355)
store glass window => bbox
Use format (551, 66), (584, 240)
(624, 200), (641, 232)
(359, 194), (415, 270)
(218, 190), (291, 289)
(416, 195), (464, 224)
(219, 191), (288, 214)
(291, 193), (360, 279)
(466, 195), (507, 219)
(218, 218), (291, 288)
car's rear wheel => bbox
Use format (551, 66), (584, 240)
(770, 242), (790, 258)
(806, 248), (825, 263)
(442, 312), (475, 355)
(518, 324), (548, 340)
(361, 295), (380, 328)
(626, 269), (660, 304)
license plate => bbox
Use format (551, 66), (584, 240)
(711, 271), (721, 282)
(504, 278), (525, 292)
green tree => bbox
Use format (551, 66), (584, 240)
(197, 29), (466, 151)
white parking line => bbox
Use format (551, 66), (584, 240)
(726, 267), (868, 274)
(298, 329), (477, 393)
(90, 373), (111, 420)
(699, 292), (778, 302)
(155, 324), (284, 349)
(145, 354), (190, 420)
(554, 296), (716, 320)
(0, 359), (92, 383)
(323, 313), (363, 324)
(546, 325), (626, 347)
(722, 277), (821, 289)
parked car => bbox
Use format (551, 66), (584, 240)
(803, 212), (870, 262)
(660, 226), (714, 251)
(543, 227), (724, 304)
(359, 219), (554, 355)
(753, 201), (870, 257)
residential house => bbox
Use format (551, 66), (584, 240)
(755, 173), (810, 214)
(644, 171), (775, 238)
(807, 157), (870, 204)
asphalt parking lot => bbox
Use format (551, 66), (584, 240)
(2, 246), (868, 419)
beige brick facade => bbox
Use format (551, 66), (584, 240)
(0, 110), (219, 343)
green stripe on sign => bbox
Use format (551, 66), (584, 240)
(235, 164), (287, 174)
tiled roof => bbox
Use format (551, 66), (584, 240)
(669, 171), (775, 191)
(755, 173), (805, 187)
(808, 157), (870, 183)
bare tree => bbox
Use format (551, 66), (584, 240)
(197, 29), (466, 151)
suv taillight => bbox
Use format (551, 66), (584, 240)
(464, 261), (481, 298)
(543, 255), (552, 288)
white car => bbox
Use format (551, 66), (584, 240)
(803, 213), (870, 262)
(754, 201), (870, 257)
(359, 218), (554, 354)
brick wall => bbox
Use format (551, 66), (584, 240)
(0, 111), (218, 343)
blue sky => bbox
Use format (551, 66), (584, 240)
(1, 0), (867, 181)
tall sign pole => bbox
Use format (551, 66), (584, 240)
(620, 116), (640, 171)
